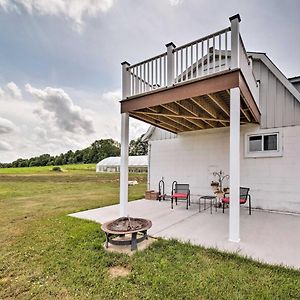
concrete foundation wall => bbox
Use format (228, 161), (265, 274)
(149, 124), (300, 213)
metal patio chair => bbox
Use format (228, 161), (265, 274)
(158, 179), (166, 201)
(171, 181), (191, 209)
(222, 187), (252, 215)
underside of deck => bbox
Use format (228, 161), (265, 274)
(121, 69), (260, 133)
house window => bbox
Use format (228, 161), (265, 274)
(263, 134), (278, 151)
(249, 135), (262, 152)
(245, 132), (282, 158)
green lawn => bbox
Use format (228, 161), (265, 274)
(0, 165), (299, 299)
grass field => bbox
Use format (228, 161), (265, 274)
(0, 165), (299, 299)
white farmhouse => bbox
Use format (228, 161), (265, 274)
(118, 14), (300, 242)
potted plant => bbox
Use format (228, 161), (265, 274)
(210, 181), (219, 192)
(223, 187), (230, 194)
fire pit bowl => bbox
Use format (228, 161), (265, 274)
(101, 217), (152, 251)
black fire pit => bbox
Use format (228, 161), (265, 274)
(101, 217), (152, 251)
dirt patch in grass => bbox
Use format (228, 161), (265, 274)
(103, 236), (157, 256)
(108, 266), (131, 278)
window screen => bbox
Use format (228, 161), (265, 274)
(263, 134), (277, 151)
(249, 135), (262, 152)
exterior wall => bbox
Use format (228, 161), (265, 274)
(149, 127), (177, 141)
(252, 60), (300, 128)
(149, 125), (300, 213)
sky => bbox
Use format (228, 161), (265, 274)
(0, 0), (299, 163)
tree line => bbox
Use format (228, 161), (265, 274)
(0, 135), (148, 168)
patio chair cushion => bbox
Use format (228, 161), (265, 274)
(222, 197), (247, 204)
(172, 193), (188, 198)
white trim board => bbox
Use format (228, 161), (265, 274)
(249, 52), (300, 103)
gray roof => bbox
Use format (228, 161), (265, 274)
(96, 155), (148, 167)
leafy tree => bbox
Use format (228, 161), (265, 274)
(129, 135), (148, 156)
(91, 139), (120, 162)
(0, 135), (149, 168)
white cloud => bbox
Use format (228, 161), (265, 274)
(87, 89), (149, 141)
(0, 81), (22, 101)
(0, 0), (114, 30)
(0, 141), (12, 151)
(168, 0), (184, 6)
(0, 0), (12, 11)
(0, 82), (148, 162)
(26, 84), (95, 134)
(0, 116), (15, 154)
(6, 81), (22, 99)
(0, 117), (16, 134)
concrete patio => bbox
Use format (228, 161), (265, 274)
(70, 199), (300, 269)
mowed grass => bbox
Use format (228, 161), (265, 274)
(0, 165), (299, 299)
(0, 163), (96, 174)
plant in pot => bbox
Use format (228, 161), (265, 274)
(210, 181), (219, 193)
(223, 187), (230, 194)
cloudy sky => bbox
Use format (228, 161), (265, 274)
(0, 0), (299, 162)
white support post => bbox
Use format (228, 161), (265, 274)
(229, 14), (241, 243)
(166, 42), (176, 87)
(120, 61), (130, 217)
(229, 87), (240, 242)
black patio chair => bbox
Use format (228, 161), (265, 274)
(158, 179), (166, 201)
(171, 181), (191, 209)
(222, 187), (252, 215)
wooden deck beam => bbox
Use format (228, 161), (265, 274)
(160, 102), (205, 129)
(190, 96), (227, 127)
(130, 112), (179, 133)
(207, 93), (230, 117)
(136, 111), (230, 122)
(226, 89), (251, 122)
(144, 108), (195, 131)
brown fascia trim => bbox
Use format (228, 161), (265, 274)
(121, 69), (240, 113)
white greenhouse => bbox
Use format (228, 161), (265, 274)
(96, 155), (148, 173)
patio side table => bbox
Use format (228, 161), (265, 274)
(199, 195), (217, 214)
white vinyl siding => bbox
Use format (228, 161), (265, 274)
(149, 125), (300, 213)
(252, 60), (300, 128)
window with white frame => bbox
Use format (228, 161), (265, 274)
(245, 131), (282, 157)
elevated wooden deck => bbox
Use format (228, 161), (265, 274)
(120, 17), (260, 133)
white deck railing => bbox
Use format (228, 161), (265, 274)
(239, 34), (259, 107)
(173, 27), (231, 83)
(122, 17), (259, 107)
(128, 52), (167, 96)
